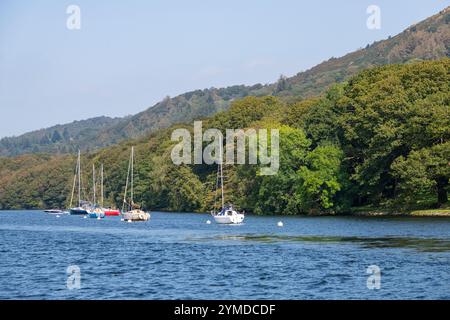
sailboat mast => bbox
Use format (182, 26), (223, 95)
(220, 143), (224, 209)
(213, 164), (220, 213)
(122, 148), (132, 212)
(78, 150), (81, 207)
(92, 164), (96, 205)
(131, 146), (134, 204)
(69, 161), (77, 209)
(101, 164), (104, 208)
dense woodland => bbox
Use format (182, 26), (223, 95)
(0, 59), (448, 214)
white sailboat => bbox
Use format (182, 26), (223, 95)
(69, 150), (89, 215)
(210, 144), (244, 224)
(122, 147), (150, 222)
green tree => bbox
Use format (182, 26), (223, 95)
(51, 130), (62, 143)
(336, 59), (449, 204)
(148, 148), (204, 212)
(302, 84), (344, 146)
(392, 142), (449, 206)
(297, 145), (345, 212)
(254, 126), (311, 215)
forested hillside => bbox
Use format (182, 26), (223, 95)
(1, 7), (448, 157)
(1, 59), (448, 213)
(0, 117), (124, 157)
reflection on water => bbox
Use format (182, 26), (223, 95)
(206, 234), (450, 252)
(5, 223), (450, 252)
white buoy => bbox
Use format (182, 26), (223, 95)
(83, 216), (87, 219)
(120, 218), (125, 221)
(56, 215), (60, 218)
(277, 221), (284, 227)
(206, 220), (211, 224)
(97, 217), (101, 220)
(127, 219), (132, 223)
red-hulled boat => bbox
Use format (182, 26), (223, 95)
(104, 209), (121, 216)
(97, 164), (121, 217)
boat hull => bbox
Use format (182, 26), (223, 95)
(44, 209), (64, 214)
(104, 209), (120, 216)
(70, 208), (88, 215)
(123, 210), (150, 222)
(89, 212), (105, 219)
(213, 213), (244, 224)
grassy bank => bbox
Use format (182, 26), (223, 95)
(348, 206), (450, 217)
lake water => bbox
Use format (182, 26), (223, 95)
(0, 210), (449, 299)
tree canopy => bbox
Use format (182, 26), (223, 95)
(0, 59), (448, 213)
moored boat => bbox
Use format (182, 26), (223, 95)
(44, 209), (64, 214)
(210, 143), (244, 225)
(88, 164), (105, 219)
(68, 150), (89, 215)
(122, 147), (151, 222)
(88, 207), (105, 219)
(104, 209), (121, 216)
(98, 164), (120, 216)
(70, 207), (89, 215)
(212, 205), (244, 224)
(123, 208), (150, 221)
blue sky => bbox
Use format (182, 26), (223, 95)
(0, 0), (448, 138)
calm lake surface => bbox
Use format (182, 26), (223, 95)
(1, 210), (449, 299)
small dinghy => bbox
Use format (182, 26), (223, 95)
(44, 209), (64, 214)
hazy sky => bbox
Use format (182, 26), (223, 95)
(0, 0), (448, 138)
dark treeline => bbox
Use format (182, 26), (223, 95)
(0, 59), (448, 213)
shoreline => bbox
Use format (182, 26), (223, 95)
(1, 208), (450, 217)
(344, 208), (450, 217)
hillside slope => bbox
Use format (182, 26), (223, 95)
(1, 7), (449, 157)
(277, 6), (450, 98)
(0, 59), (448, 212)
(0, 117), (124, 156)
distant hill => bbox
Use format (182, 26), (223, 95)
(1, 7), (449, 157)
(0, 117), (125, 156)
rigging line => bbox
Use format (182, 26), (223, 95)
(219, 142), (224, 210)
(92, 163), (96, 206)
(77, 150), (81, 207)
(100, 163), (104, 208)
(81, 171), (89, 204)
(69, 155), (78, 209)
(122, 149), (132, 212)
(131, 146), (134, 205)
(213, 161), (220, 213)
(69, 172), (77, 208)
